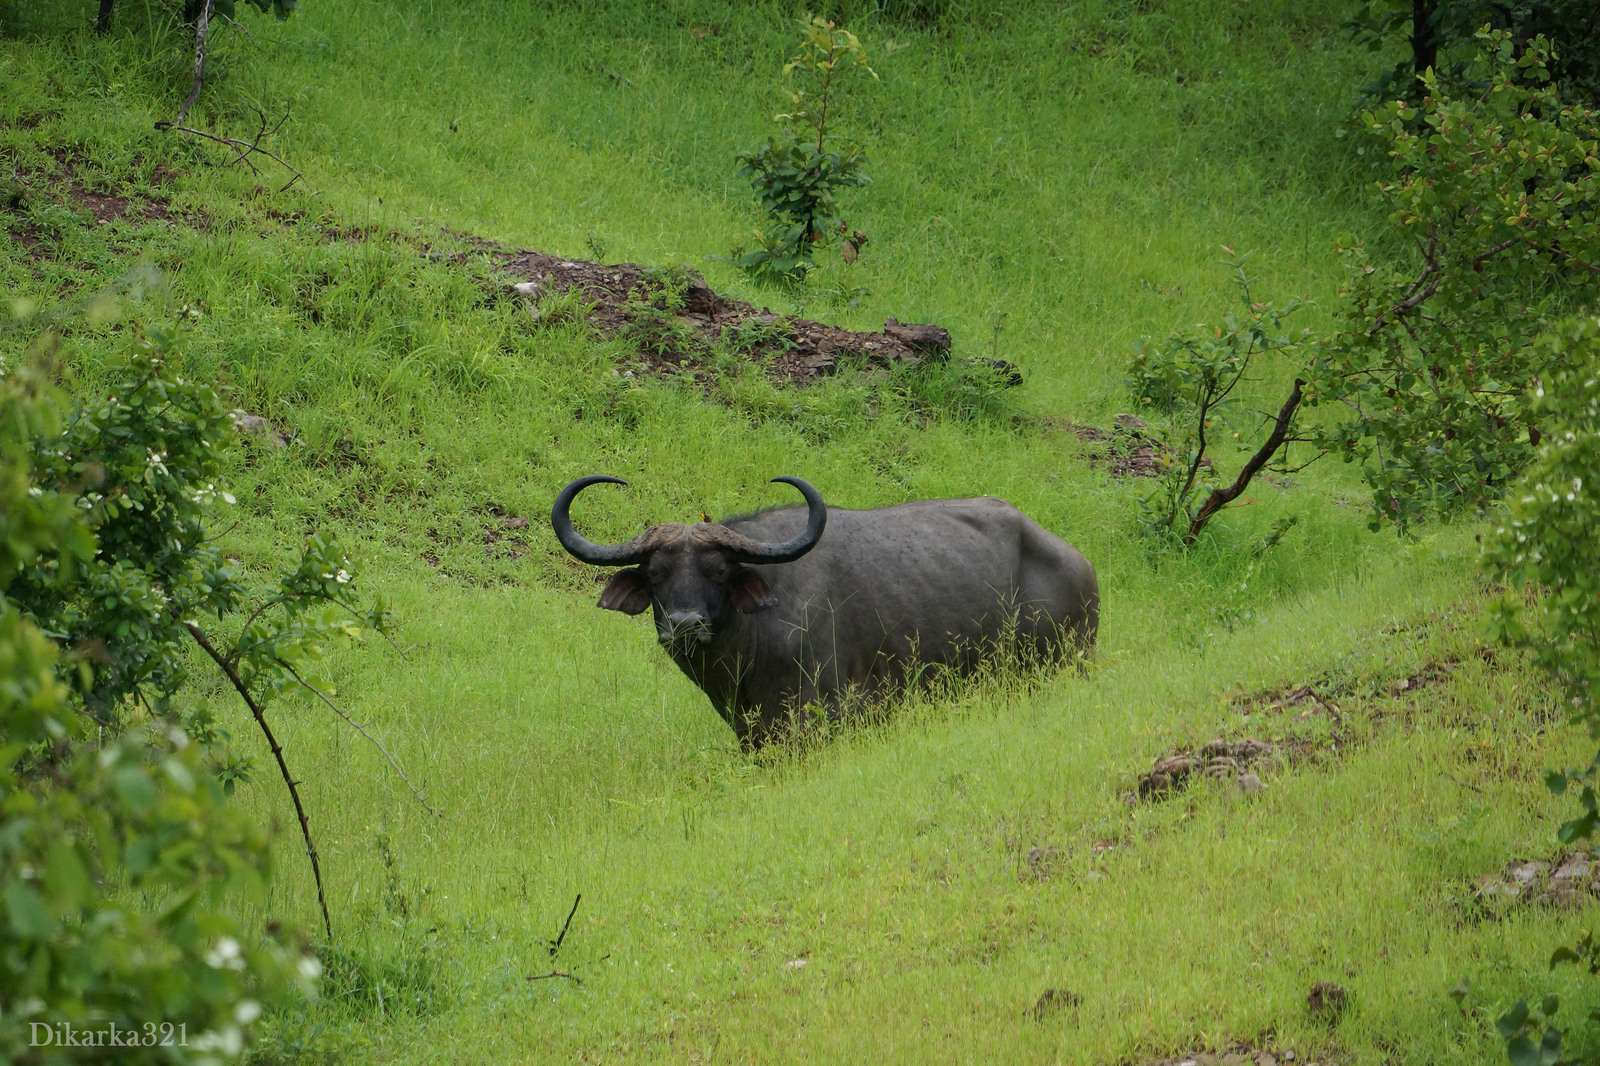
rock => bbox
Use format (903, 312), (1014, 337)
(1221, 1054), (1246, 1066)
(1308, 981), (1348, 1022)
(1139, 753), (1197, 798)
(232, 412), (290, 448)
(1114, 413), (1149, 432)
(1257, 1054), (1277, 1066)
(1236, 772), (1265, 797)
(1031, 987), (1081, 1021)
(883, 318), (952, 356)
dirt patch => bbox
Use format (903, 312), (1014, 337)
(1140, 1040), (1335, 1066)
(491, 248), (954, 385)
(1476, 852), (1600, 907)
(1134, 737), (1279, 802)
(1064, 414), (1190, 479)
(1029, 987), (1081, 1020)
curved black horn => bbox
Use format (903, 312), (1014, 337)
(722, 476), (828, 564)
(551, 475), (657, 566)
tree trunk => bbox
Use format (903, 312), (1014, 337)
(95, 0), (115, 34)
(1412, 0), (1439, 80)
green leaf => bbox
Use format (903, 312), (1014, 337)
(4, 879), (53, 938)
(1507, 1035), (1539, 1066)
(1540, 1027), (1562, 1066)
(114, 765), (156, 812)
(1500, 1000), (1531, 1040)
(43, 841), (92, 908)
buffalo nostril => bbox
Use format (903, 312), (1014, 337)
(660, 612), (711, 646)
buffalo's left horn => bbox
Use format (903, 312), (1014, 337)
(714, 476), (828, 564)
(551, 476), (659, 566)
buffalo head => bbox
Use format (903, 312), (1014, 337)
(551, 476), (827, 651)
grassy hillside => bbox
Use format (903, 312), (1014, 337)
(3, 1), (1593, 1062)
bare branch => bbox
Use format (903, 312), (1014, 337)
(1185, 379), (1306, 546)
(153, 119), (305, 192)
(176, 611), (332, 939)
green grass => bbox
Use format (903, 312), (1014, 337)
(4, 1), (1596, 1062)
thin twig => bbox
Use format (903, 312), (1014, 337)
(174, 0), (214, 127)
(153, 120), (305, 192)
(527, 970), (582, 984)
(176, 611), (332, 939)
(550, 893), (581, 957)
(279, 661), (440, 817)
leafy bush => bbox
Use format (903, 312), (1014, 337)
(1485, 315), (1600, 717)
(1479, 314), (1600, 1066)
(6, 317), (393, 761)
(0, 352), (317, 1064)
(735, 17), (876, 283)
(1308, 31), (1600, 532)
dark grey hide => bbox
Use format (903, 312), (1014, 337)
(553, 478), (1098, 747)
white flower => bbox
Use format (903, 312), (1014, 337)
(234, 999), (261, 1025)
(335, 569), (351, 584)
(297, 954), (323, 979)
(205, 936), (245, 970)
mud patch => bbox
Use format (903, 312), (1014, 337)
(1476, 852), (1600, 907)
(492, 249), (954, 385)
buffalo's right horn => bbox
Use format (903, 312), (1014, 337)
(551, 476), (659, 566)
(713, 476), (828, 564)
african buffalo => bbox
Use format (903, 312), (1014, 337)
(552, 476), (1098, 747)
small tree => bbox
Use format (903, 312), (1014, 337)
(1128, 251), (1312, 547)
(735, 17), (876, 283)
(1127, 32), (1599, 550)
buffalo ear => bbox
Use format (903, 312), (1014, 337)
(730, 566), (778, 613)
(598, 568), (651, 615)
